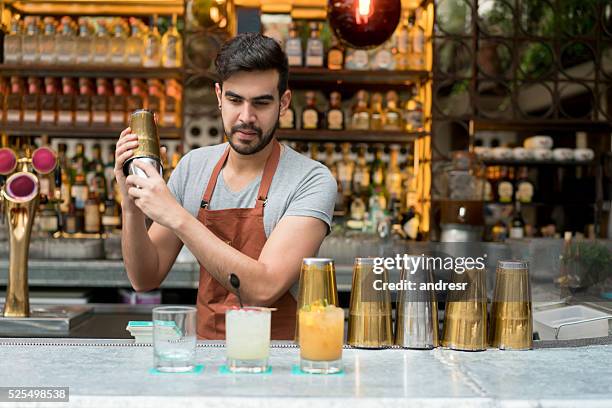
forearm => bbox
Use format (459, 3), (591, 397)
(172, 212), (276, 305)
(121, 206), (161, 291)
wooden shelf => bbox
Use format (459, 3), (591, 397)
(1, 124), (182, 139)
(0, 64), (183, 80)
(5, 0), (184, 16)
(472, 119), (612, 132)
(288, 68), (429, 87)
(483, 159), (595, 167)
(276, 129), (427, 144)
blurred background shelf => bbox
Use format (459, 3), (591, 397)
(1, 124), (183, 139)
(0, 64), (183, 79)
(276, 129), (427, 144)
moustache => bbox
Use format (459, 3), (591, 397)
(231, 124), (262, 137)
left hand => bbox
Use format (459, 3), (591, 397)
(125, 160), (185, 230)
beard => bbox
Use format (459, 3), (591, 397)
(225, 115), (279, 156)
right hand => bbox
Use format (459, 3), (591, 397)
(115, 127), (140, 213)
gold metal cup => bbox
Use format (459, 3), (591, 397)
(441, 267), (488, 351)
(489, 260), (533, 350)
(347, 258), (393, 348)
(1, 172), (39, 317)
(295, 258), (339, 341)
(123, 109), (162, 177)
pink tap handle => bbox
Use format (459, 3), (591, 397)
(0, 148), (18, 175)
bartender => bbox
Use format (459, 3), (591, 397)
(114, 33), (337, 340)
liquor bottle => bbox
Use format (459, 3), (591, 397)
(57, 143), (71, 214)
(386, 145), (403, 201)
(23, 77), (41, 124)
(383, 90), (403, 130)
(370, 145), (386, 189)
(109, 79), (128, 125)
(109, 19), (127, 66)
(71, 160), (89, 224)
(104, 145), (116, 198)
(40, 77), (58, 125)
(404, 86), (424, 132)
(327, 36), (344, 70)
(75, 78), (93, 126)
(497, 166), (514, 204)
(371, 41), (395, 70)
(76, 18), (92, 64)
(90, 163), (108, 203)
(143, 15), (162, 67)
(326, 91), (344, 130)
(101, 190), (121, 234)
(350, 90), (370, 130)
(301, 91), (321, 130)
(163, 79), (182, 127)
(279, 101), (296, 129)
(509, 201), (525, 239)
(91, 78), (110, 125)
(161, 14), (182, 68)
(56, 16), (77, 64)
(305, 22), (324, 67)
(395, 12), (409, 70)
(22, 17), (40, 64)
(370, 93), (384, 130)
(146, 79), (164, 121)
(38, 202), (59, 236)
(3, 17), (23, 64)
(71, 143), (88, 182)
(285, 23), (302, 67)
(409, 10), (425, 70)
(127, 79), (147, 112)
(87, 143), (104, 185)
(5, 77), (23, 124)
(126, 18), (143, 66)
(344, 49), (369, 70)
(336, 143), (354, 199)
(84, 191), (101, 234)
(352, 145), (371, 196)
(515, 166), (534, 204)
(93, 19), (110, 65)
(39, 17), (57, 64)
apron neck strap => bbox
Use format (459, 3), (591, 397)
(201, 139), (281, 209)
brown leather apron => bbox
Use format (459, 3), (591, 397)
(195, 139), (296, 340)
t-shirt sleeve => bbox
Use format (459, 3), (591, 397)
(283, 165), (337, 232)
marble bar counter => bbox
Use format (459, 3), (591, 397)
(0, 339), (611, 407)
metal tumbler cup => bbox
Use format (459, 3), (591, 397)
(122, 109), (163, 178)
(489, 260), (533, 350)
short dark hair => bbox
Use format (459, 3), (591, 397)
(215, 33), (289, 97)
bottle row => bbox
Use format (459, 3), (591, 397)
(280, 89), (424, 132)
(0, 76), (182, 128)
(2, 14), (182, 68)
(276, 10), (427, 71)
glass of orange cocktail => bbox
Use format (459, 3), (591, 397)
(298, 301), (344, 374)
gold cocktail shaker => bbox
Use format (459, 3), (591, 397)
(347, 258), (393, 348)
(122, 109), (163, 178)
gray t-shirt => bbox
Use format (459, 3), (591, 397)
(167, 142), (337, 237)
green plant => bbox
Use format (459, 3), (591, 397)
(568, 241), (612, 288)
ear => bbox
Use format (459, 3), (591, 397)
(279, 89), (292, 117)
(215, 83), (222, 108)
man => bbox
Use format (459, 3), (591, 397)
(114, 33), (337, 340)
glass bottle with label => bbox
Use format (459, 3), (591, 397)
(370, 93), (384, 130)
(109, 19), (127, 66)
(371, 41), (395, 70)
(163, 79), (182, 127)
(143, 15), (162, 67)
(40, 77), (58, 125)
(386, 145), (403, 201)
(345, 49), (369, 70)
(409, 10), (425, 70)
(92, 19), (110, 65)
(71, 161), (89, 213)
(90, 163), (108, 202)
(496, 166), (514, 204)
(91, 78), (110, 126)
(127, 79), (147, 112)
(84, 191), (101, 234)
(4, 17), (23, 64)
(351, 90), (370, 130)
(5, 77), (24, 124)
(404, 86), (424, 132)
(76, 18), (93, 64)
(126, 18), (143, 66)
(102, 190), (121, 234)
(395, 12), (409, 70)
(161, 14), (182, 68)
(22, 17), (40, 64)
(370, 145), (386, 190)
(509, 201), (525, 239)
(285, 23), (303, 67)
(87, 144), (104, 182)
(146, 79), (165, 121)
(75, 78), (93, 126)
(23, 77), (41, 124)
(383, 90), (403, 130)
(71, 143), (88, 182)
(515, 166), (534, 204)
(352, 145), (371, 196)
(39, 203), (59, 236)
(336, 143), (354, 199)
(56, 16), (77, 64)
(327, 36), (344, 70)
(301, 91), (321, 130)
(326, 91), (344, 130)
(109, 79), (128, 125)
(279, 101), (296, 129)
(305, 22), (324, 67)
(39, 17), (57, 64)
